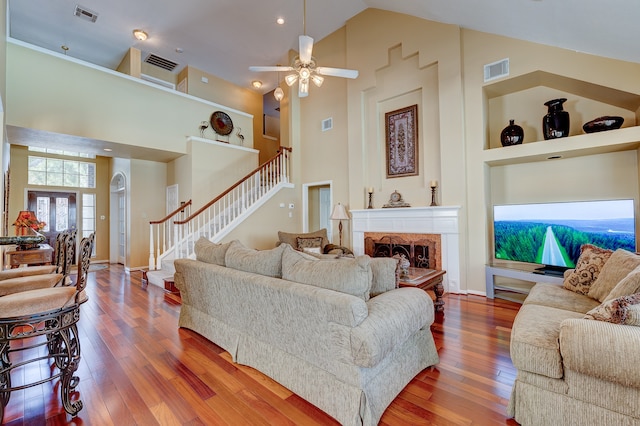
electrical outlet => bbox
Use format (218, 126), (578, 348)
(201, 76), (209, 83)
(279, 203), (285, 208)
(288, 212), (293, 218)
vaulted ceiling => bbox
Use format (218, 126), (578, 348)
(8, 0), (640, 95)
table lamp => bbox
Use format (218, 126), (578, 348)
(330, 203), (350, 247)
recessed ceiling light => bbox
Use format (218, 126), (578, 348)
(252, 80), (263, 89)
(133, 29), (148, 41)
(276, 17), (285, 25)
(175, 48), (183, 53)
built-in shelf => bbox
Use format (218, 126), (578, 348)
(482, 125), (640, 166)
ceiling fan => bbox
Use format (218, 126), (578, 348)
(249, 0), (358, 98)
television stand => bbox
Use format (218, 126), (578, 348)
(486, 265), (564, 301)
(532, 265), (568, 277)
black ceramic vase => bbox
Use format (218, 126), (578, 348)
(543, 98), (570, 140)
(500, 119), (524, 146)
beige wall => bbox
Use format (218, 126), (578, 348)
(9, 146), (111, 261)
(182, 66), (280, 163)
(6, 42), (253, 155)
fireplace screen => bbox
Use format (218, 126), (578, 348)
(365, 234), (437, 270)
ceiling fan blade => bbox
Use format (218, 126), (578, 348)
(249, 66), (294, 72)
(316, 67), (359, 79)
(299, 35), (314, 64)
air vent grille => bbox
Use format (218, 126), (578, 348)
(74, 5), (98, 22)
(144, 54), (179, 72)
(484, 58), (509, 82)
(321, 117), (333, 132)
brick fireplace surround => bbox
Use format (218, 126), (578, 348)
(351, 206), (461, 293)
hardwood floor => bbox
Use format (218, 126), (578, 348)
(2, 265), (521, 425)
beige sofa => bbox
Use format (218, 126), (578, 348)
(174, 238), (439, 426)
(508, 245), (640, 425)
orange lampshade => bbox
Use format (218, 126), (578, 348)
(13, 211), (45, 236)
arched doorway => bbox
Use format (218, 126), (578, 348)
(109, 173), (126, 265)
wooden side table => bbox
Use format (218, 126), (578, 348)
(5, 244), (53, 269)
(398, 267), (446, 313)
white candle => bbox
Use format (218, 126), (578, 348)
(430, 180), (437, 188)
(368, 187), (374, 193)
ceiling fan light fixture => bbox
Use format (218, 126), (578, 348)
(285, 73), (298, 86)
(299, 78), (309, 95)
(274, 86), (284, 101)
(133, 29), (148, 41)
(299, 67), (311, 80)
(311, 74), (324, 87)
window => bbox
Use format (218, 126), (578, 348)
(82, 193), (96, 255)
(28, 156), (96, 188)
(29, 147), (94, 158)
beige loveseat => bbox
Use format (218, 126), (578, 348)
(174, 238), (439, 426)
(508, 245), (640, 425)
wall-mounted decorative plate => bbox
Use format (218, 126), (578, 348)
(210, 111), (234, 136)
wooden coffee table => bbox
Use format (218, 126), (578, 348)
(398, 267), (446, 313)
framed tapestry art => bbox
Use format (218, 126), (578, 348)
(385, 105), (418, 178)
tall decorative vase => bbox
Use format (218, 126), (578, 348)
(543, 98), (570, 140)
(500, 119), (524, 146)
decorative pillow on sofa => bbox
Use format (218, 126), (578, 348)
(194, 237), (231, 266)
(563, 244), (613, 295)
(296, 236), (324, 251)
(584, 293), (640, 326)
(588, 249), (640, 302)
(604, 265), (640, 301)
(369, 257), (399, 297)
(225, 240), (285, 278)
(277, 229), (329, 251)
(281, 245), (372, 301)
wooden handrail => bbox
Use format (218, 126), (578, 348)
(174, 146), (291, 225)
(149, 200), (193, 225)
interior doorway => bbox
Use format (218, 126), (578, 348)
(110, 173), (126, 265)
(302, 181), (333, 243)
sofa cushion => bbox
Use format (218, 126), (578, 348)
(605, 265), (640, 301)
(511, 304), (585, 379)
(588, 249), (640, 302)
(563, 244), (613, 295)
(278, 229), (329, 251)
(225, 240), (285, 278)
(524, 282), (600, 314)
(194, 237), (231, 266)
(369, 257), (398, 297)
(296, 236), (324, 251)
(281, 245), (372, 301)
(584, 293), (640, 325)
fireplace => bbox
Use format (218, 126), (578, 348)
(351, 206), (461, 293)
(364, 233), (441, 270)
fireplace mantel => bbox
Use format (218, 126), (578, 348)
(351, 206), (461, 293)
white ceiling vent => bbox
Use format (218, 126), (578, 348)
(73, 5), (98, 23)
(144, 54), (179, 72)
(321, 117), (333, 132)
(484, 58), (509, 82)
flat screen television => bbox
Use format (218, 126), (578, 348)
(493, 199), (636, 275)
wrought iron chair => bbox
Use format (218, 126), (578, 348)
(0, 231), (74, 296)
(0, 233), (94, 421)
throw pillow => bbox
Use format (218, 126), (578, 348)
(296, 236), (324, 251)
(588, 249), (640, 302)
(563, 244), (613, 295)
(278, 229), (329, 250)
(194, 237), (231, 266)
(584, 293), (640, 325)
(604, 265), (640, 301)
(225, 240), (285, 278)
(302, 246), (322, 254)
(281, 245), (372, 301)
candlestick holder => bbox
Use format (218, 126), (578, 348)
(430, 185), (437, 206)
(367, 191), (373, 209)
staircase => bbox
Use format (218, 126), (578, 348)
(145, 147), (292, 287)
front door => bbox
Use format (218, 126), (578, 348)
(27, 191), (77, 248)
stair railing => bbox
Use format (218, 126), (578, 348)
(148, 146), (291, 269)
(148, 200), (192, 270)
